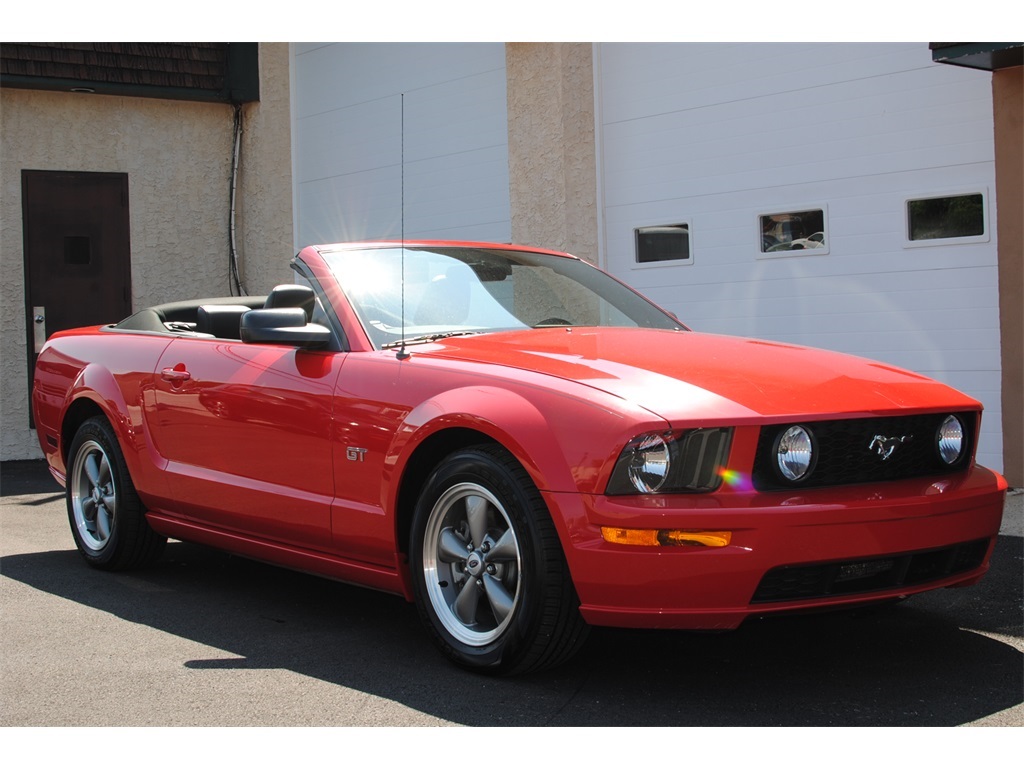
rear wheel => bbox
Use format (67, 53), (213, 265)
(66, 416), (166, 570)
(410, 445), (588, 674)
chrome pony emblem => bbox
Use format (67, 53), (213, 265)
(868, 434), (912, 461)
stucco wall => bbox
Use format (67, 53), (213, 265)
(236, 43), (295, 294)
(0, 43), (293, 461)
(506, 43), (598, 263)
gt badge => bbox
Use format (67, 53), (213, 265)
(346, 447), (368, 462)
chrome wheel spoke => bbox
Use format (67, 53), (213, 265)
(487, 529), (518, 562)
(85, 453), (102, 487)
(452, 578), (482, 625)
(81, 497), (97, 521)
(98, 455), (112, 487)
(482, 573), (515, 623)
(438, 528), (468, 563)
(465, 494), (489, 548)
(96, 507), (112, 541)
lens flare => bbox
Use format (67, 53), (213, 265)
(718, 468), (752, 491)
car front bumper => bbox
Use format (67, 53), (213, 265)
(543, 465), (1007, 629)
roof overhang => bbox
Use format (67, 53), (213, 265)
(0, 43), (259, 104)
(930, 42), (1024, 71)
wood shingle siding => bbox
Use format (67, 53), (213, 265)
(1, 43), (257, 103)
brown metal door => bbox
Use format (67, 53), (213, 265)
(22, 170), (133, 422)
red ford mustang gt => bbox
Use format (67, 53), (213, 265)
(32, 241), (1007, 674)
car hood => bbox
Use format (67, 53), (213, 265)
(423, 327), (979, 424)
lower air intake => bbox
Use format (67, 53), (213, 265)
(751, 539), (990, 603)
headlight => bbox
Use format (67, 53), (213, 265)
(937, 415), (965, 465)
(776, 425), (815, 482)
(607, 428), (732, 495)
(627, 433), (671, 492)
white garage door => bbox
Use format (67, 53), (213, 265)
(596, 42), (1004, 472)
(292, 43), (511, 247)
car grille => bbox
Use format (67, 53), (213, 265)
(751, 412), (976, 490)
(750, 539), (990, 603)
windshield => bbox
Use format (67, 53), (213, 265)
(321, 246), (682, 349)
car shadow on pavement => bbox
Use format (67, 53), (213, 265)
(2, 460), (1021, 727)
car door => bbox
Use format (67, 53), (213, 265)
(146, 337), (345, 549)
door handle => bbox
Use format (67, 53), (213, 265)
(160, 366), (192, 383)
(33, 306), (46, 353)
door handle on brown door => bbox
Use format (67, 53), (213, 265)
(33, 306), (46, 353)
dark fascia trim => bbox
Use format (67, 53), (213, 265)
(0, 43), (260, 104)
(225, 42), (260, 104)
(930, 42), (1024, 71)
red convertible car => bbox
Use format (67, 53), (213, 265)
(33, 241), (1007, 674)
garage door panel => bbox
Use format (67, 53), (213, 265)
(293, 43), (510, 246)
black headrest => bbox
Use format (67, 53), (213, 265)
(196, 304), (251, 339)
(264, 284), (316, 322)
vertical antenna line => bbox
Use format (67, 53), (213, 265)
(401, 92), (405, 247)
(397, 93), (410, 360)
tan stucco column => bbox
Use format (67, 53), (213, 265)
(993, 66), (1023, 486)
(236, 42), (295, 294)
(505, 43), (599, 263)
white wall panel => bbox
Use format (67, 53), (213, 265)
(293, 43), (510, 247)
(596, 42), (1003, 471)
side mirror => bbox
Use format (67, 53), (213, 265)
(240, 308), (331, 348)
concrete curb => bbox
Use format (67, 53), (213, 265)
(1001, 487), (1023, 537)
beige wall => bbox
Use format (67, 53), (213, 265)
(505, 43), (598, 263)
(993, 66), (1023, 486)
(0, 43), (293, 460)
(235, 43), (295, 295)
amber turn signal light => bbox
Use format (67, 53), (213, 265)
(601, 527), (732, 548)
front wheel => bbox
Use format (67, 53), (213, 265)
(410, 445), (588, 674)
(66, 416), (166, 570)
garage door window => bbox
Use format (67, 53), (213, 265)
(635, 224), (692, 266)
(906, 193), (987, 244)
(759, 208), (827, 256)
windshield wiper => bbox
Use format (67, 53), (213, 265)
(381, 330), (483, 349)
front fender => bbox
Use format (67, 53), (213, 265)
(392, 385), (578, 495)
(388, 380), (668, 501)
(381, 380), (667, 598)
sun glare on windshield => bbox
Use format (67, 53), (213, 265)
(323, 246), (681, 349)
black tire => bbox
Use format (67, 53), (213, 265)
(65, 416), (166, 570)
(410, 444), (589, 674)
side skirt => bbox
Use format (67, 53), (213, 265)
(145, 511), (410, 598)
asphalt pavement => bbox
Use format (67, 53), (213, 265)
(2, 459), (1021, 730)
